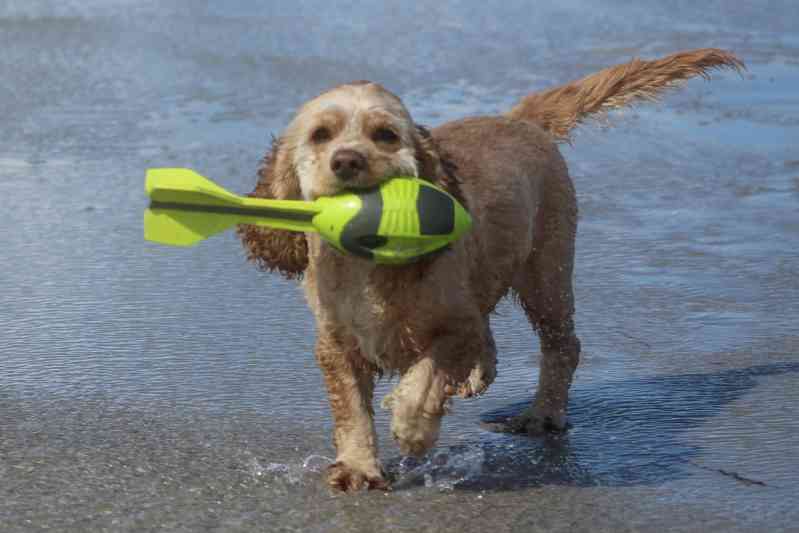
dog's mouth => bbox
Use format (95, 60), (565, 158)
(308, 166), (417, 200)
(342, 179), (382, 191)
(335, 172), (412, 194)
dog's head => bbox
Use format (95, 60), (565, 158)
(289, 81), (422, 199)
(239, 81), (457, 278)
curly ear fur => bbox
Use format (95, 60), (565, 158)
(237, 137), (309, 279)
(413, 125), (466, 208)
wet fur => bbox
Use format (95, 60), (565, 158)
(237, 48), (743, 491)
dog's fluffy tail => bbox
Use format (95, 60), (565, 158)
(507, 48), (744, 142)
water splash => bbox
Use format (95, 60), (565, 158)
(391, 445), (486, 491)
(249, 453), (334, 486)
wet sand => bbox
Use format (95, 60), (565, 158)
(2, 1), (798, 531)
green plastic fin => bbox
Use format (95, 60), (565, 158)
(144, 207), (239, 247)
(146, 168), (242, 207)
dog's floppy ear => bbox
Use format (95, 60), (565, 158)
(237, 137), (309, 279)
(413, 125), (466, 208)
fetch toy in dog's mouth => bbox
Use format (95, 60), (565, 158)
(144, 168), (472, 264)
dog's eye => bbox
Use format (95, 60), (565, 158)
(310, 127), (332, 144)
(372, 127), (399, 144)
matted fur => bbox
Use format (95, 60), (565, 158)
(237, 49), (743, 491)
(237, 137), (308, 278)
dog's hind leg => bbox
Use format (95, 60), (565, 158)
(315, 329), (387, 491)
(501, 174), (581, 434)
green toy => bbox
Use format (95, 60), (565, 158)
(144, 168), (472, 264)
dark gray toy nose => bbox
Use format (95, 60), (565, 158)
(331, 149), (367, 181)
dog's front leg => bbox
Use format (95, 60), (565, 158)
(383, 327), (493, 457)
(382, 357), (447, 457)
(315, 330), (387, 491)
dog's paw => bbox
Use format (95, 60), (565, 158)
(454, 360), (496, 398)
(380, 392), (395, 411)
(391, 412), (441, 457)
(326, 461), (389, 492)
(481, 405), (568, 435)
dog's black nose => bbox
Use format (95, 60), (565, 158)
(330, 149), (367, 181)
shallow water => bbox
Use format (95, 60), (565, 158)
(2, 1), (799, 531)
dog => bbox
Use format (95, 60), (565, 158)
(237, 48), (743, 491)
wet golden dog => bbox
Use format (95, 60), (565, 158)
(238, 49), (742, 491)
